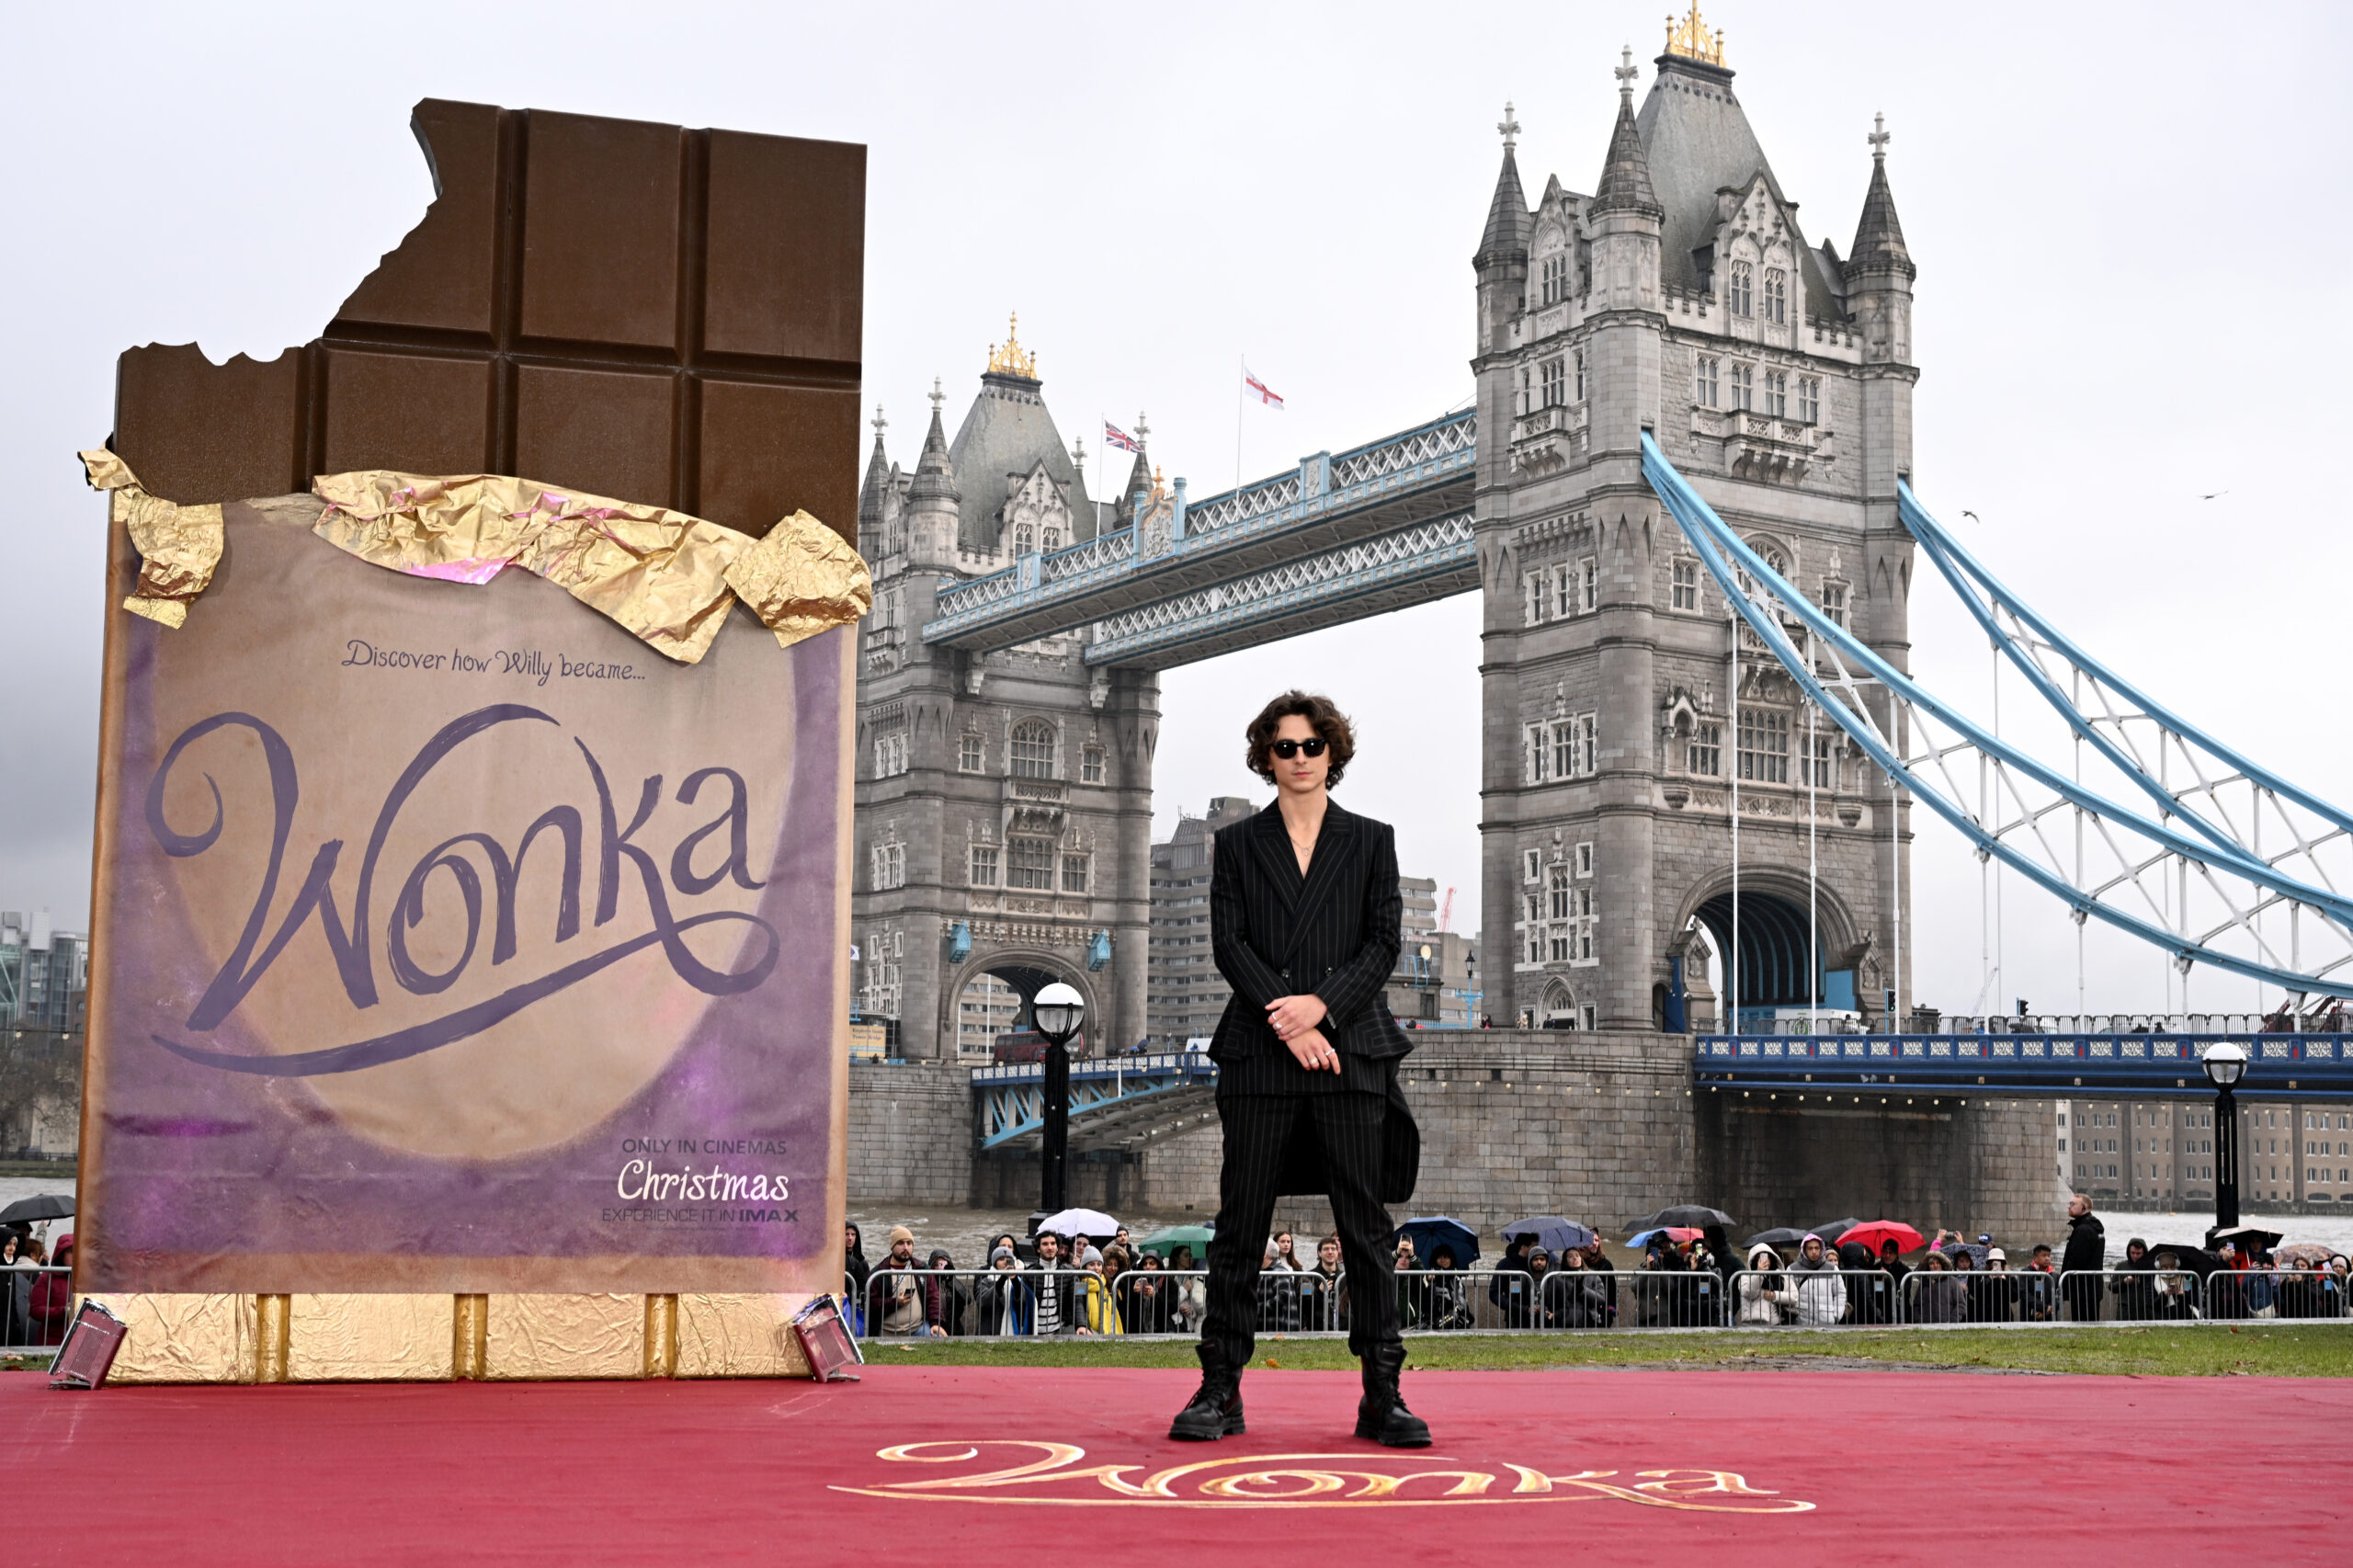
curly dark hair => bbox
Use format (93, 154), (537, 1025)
(1245, 690), (1357, 787)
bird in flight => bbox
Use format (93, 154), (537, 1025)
(1961, 510), (1980, 524)
(2200, 490), (2228, 500)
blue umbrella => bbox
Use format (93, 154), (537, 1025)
(1394, 1216), (1479, 1269)
(1502, 1216), (1597, 1253)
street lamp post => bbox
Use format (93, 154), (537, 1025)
(1030, 982), (1086, 1221)
(2201, 1041), (2245, 1231)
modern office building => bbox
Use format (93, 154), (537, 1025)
(0, 911), (86, 1030)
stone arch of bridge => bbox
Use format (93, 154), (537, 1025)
(941, 946), (1102, 1052)
(1673, 865), (1864, 1013)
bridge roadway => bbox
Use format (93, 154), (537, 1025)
(1697, 1032), (2353, 1100)
(921, 410), (1475, 667)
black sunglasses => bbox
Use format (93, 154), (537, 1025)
(1269, 738), (1327, 759)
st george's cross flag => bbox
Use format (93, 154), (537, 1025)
(1243, 369), (1285, 410)
(1103, 421), (1140, 453)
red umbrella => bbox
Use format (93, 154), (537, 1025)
(1836, 1221), (1925, 1256)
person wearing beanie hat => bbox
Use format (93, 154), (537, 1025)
(873, 1224), (938, 1337)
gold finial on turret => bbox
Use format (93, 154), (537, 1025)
(985, 312), (1038, 379)
(1664, 3), (1726, 66)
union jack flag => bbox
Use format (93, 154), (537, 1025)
(1104, 421), (1140, 453)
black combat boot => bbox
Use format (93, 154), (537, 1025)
(1354, 1340), (1431, 1448)
(1168, 1342), (1245, 1440)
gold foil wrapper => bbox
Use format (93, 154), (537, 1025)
(311, 472), (738, 663)
(482, 1293), (647, 1380)
(724, 511), (874, 651)
(83, 1293), (256, 1383)
(675, 1292), (814, 1378)
(80, 448), (225, 628)
(309, 470), (868, 663)
(284, 1293), (456, 1381)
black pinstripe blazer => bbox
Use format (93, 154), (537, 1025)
(1208, 799), (1415, 1065)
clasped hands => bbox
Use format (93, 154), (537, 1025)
(1267, 993), (1339, 1074)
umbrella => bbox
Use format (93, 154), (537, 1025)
(2141, 1244), (2223, 1278)
(1626, 1204), (1736, 1233)
(1742, 1227), (1813, 1251)
(1810, 1218), (1863, 1245)
(1394, 1216), (1479, 1269)
(2209, 1224), (2285, 1252)
(1627, 1227), (1704, 1250)
(2274, 1244), (2335, 1268)
(0, 1195), (72, 1228)
(1134, 1224), (1214, 1259)
(1035, 1208), (1119, 1240)
(1502, 1217), (1597, 1253)
(1834, 1221), (1925, 1256)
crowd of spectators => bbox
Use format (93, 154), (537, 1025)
(0, 1228), (73, 1349)
(843, 1197), (2353, 1339)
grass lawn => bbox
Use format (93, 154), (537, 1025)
(859, 1325), (2353, 1378)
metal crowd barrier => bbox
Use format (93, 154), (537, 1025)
(0, 1265), (74, 1355)
(847, 1260), (2353, 1344)
(2204, 1267), (2348, 1321)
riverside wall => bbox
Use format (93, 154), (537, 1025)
(851, 1030), (2071, 1244)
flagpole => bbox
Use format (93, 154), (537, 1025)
(1234, 355), (1245, 492)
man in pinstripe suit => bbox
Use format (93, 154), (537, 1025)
(1168, 691), (1429, 1449)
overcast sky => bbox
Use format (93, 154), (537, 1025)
(5, 2), (2348, 1018)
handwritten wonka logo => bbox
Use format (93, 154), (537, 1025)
(834, 1442), (1815, 1512)
(147, 702), (777, 1078)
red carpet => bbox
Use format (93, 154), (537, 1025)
(3, 1366), (2343, 1564)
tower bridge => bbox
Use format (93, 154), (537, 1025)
(849, 5), (2351, 1230)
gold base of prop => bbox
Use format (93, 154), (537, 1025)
(80, 1293), (817, 1383)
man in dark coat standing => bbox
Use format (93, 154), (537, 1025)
(2060, 1192), (2107, 1322)
(1167, 690), (1427, 1448)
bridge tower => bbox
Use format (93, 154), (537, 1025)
(1473, 22), (1918, 1033)
(852, 322), (1159, 1062)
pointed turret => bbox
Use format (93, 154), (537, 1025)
(1846, 114), (1915, 280)
(1113, 415), (1154, 532)
(1590, 57), (1663, 219)
(1585, 50), (1664, 323)
(907, 386), (958, 505)
(1475, 102), (1531, 270)
(902, 379), (961, 567)
(858, 404), (892, 542)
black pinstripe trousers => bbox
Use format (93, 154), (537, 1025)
(1200, 1091), (1400, 1365)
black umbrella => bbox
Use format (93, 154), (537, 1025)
(0, 1195), (72, 1227)
(2209, 1225), (2284, 1251)
(1628, 1204), (1736, 1233)
(1811, 1218), (1863, 1245)
(1743, 1227), (1813, 1251)
(2142, 1244), (2223, 1279)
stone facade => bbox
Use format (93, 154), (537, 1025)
(2068, 1096), (2353, 1216)
(1472, 46), (1919, 1039)
(852, 1031), (2069, 1243)
(1698, 1088), (2068, 1244)
(853, 326), (1161, 1061)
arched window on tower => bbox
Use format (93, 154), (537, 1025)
(1010, 719), (1057, 778)
(1540, 247), (1570, 306)
(1729, 261), (1754, 318)
(1013, 519), (1036, 555)
(1042, 524), (1062, 552)
(1763, 267), (1788, 324)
